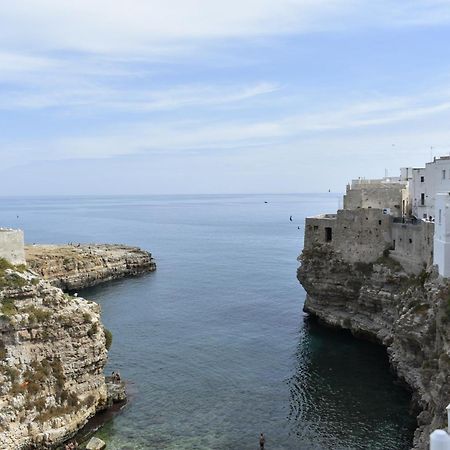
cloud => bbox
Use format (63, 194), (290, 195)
(0, 80), (280, 112)
(2, 1), (450, 56)
(3, 85), (450, 167)
(0, 1), (347, 54)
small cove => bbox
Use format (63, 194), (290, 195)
(0, 194), (416, 449)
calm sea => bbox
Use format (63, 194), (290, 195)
(0, 194), (415, 449)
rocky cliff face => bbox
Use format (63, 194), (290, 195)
(26, 244), (156, 291)
(298, 244), (450, 450)
(0, 262), (108, 449)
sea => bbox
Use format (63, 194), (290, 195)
(0, 194), (416, 450)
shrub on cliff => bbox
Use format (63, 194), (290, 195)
(104, 328), (113, 350)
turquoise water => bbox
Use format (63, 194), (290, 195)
(0, 194), (415, 449)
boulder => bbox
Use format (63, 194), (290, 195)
(86, 436), (106, 450)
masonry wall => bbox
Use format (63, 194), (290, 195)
(390, 221), (434, 275)
(304, 214), (337, 249)
(343, 183), (404, 217)
(304, 209), (392, 263)
(0, 229), (26, 265)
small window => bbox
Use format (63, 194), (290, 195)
(392, 240), (396, 250)
(420, 176), (424, 182)
(313, 225), (318, 231)
(325, 227), (332, 242)
(421, 193), (425, 206)
(443, 169), (446, 179)
(409, 238), (412, 244)
(378, 220), (382, 225)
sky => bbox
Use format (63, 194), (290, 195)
(2, 1), (450, 195)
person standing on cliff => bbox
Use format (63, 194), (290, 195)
(259, 432), (265, 450)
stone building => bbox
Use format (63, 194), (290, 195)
(304, 162), (444, 276)
(0, 228), (26, 265)
(343, 177), (407, 217)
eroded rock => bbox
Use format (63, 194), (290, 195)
(298, 244), (450, 449)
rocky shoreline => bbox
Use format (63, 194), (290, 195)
(0, 243), (155, 449)
(26, 244), (156, 291)
(298, 244), (450, 450)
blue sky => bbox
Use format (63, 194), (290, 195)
(2, 1), (450, 194)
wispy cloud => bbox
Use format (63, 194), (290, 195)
(2, 1), (450, 56)
(4, 86), (450, 165)
(0, 80), (280, 112)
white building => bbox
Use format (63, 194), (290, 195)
(408, 156), (450, 220)
(434, 193), (450, 278)
(0, 228), (25, 265)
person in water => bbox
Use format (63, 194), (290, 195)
(259, 432), (265, 449)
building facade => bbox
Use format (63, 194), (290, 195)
(0, 228), (26, 265)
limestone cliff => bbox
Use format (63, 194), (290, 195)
(298, 244), (450, 450)
(0, 261), (109, 449)
(26, 244), (156, 291)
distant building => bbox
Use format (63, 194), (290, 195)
(0, 228), (26, 265)
(304, 156), (450, 278)
(343, 177), (407, 217)
(408, 156), (450, 220)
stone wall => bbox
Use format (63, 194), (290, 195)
(0, 229), (25, 265)
(305, 209), (392, 263)
(343, 183), (405, 217)
(390, 221), (434, 275)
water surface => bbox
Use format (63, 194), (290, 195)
(0, 194), (415, 449)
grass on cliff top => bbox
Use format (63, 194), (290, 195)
(0, 258), (28, 290)
(1, 298), (17, 317)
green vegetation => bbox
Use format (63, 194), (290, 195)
(37, 403), (77, 423)
(104, 327), (113, 350)
(300, 243), (332, 261)
(375, 254), (402, 271)
(0, 258), (15, 272)
(354, 261), (373, 276)
(0, 365), (19, 382)
(0, 258), (28, 289)
(24, 306), (52, 324)
(411, 303), (429, 315)
(1, 298), (17, 317)
(87, 322), (98, 338)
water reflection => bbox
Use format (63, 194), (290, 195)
(287, 316), (416, 450)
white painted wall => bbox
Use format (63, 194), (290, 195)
(0, 228), (25, 265)
(410, 157), (450, 219)
(433, 193), (450, 277)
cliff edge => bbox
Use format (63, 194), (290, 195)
(0, 260), (109, 448)
(26, 244), (156, 291)
(298, 244), (450, 449)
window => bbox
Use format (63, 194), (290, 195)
(325, 227), (332, 242)
(392, 240), (396, 250)
(409, 238), (412, 244)
(420, 176), (424, 182)
(421, 193), (425, 206)
(443, 169), (446, 179)
(313, 225), (318, 231)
